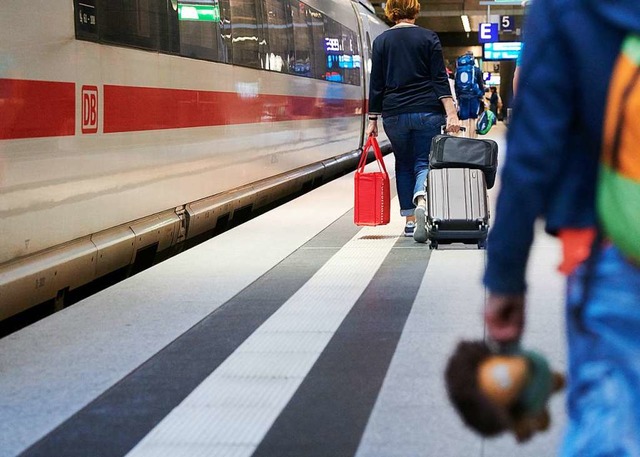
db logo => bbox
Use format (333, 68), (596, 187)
(81, 85), (98, 134)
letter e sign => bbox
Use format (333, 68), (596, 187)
(479, 23), (498, 43)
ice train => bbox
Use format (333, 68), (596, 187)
(0, 0), (389, 321)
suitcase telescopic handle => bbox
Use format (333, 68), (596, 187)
(440, 125), (466, 134)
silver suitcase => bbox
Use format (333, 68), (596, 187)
(426, 167), (489, 249)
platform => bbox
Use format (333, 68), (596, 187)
(0, 125), (568, 457)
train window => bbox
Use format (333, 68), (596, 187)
(73, 0), (360, 85)
(75, 0), (99, 41)
(323, 17), (361, 86)
(323, 17), (343, 83)
(173, 0), (232, 63)
(99, 0), (161, 50)
(289, 1), (314, 78)
(307, 7), (326, 80)
(341, 27), (361, 86)
(230, 0), (264, 69)
(263, 0), (293, 73)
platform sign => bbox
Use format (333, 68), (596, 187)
(479, 23), (499, 43)
(178, 3), (220, 21)
(501, 15), (514, 32)
(483, 41), (523, 60)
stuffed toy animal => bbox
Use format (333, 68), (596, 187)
(444, 340), (565, 442)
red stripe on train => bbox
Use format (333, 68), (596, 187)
(0, 79), (363, 139)
(103, 85), (362, 133)
(0, 79), (75, 140)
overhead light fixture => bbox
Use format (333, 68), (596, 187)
(461, 14), (471, 33)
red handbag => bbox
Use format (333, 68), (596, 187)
(354, 136), (390, 226)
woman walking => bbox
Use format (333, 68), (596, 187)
(366, 0), (460, 242)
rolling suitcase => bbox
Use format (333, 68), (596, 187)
(426, 167), (489, 249)
(429, 134), (498, 188)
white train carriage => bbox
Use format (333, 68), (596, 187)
(0, 0), (389, 321)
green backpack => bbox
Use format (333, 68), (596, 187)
(597, 34), (640, 262)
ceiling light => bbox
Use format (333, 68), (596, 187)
(461, 15), (471, 33)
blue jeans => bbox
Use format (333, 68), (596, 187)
(562, 244), (640, 456)
(383, 112), (446, 216)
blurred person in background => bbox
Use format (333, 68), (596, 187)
(454, 51), (484, 138)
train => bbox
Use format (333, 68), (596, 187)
(0, 0), (390, 322)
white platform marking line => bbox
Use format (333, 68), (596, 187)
(126, 222), (401, 457)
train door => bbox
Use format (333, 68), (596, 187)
(351, 2), (388, 145)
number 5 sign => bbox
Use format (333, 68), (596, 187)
(501, 15), (514, 32)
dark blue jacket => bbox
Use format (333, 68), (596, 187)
(484, 0), (640, 294)
(368, 24), (451, 117)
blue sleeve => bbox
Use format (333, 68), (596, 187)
(429, 34), (452, 99)
(368, 37), (384, 114)
(483, 0), (576, 294)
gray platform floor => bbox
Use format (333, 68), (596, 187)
(0, 124), (568, 457)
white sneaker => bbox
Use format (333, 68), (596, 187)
(413, 206), (427, 243)
(404, 221), (416, 237)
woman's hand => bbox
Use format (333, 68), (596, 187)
(441, 97), (461, 134)
(445, 114), (462, 134)
(366, 119), (378, 137)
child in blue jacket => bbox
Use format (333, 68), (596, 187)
(483, 0), (640, 454)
